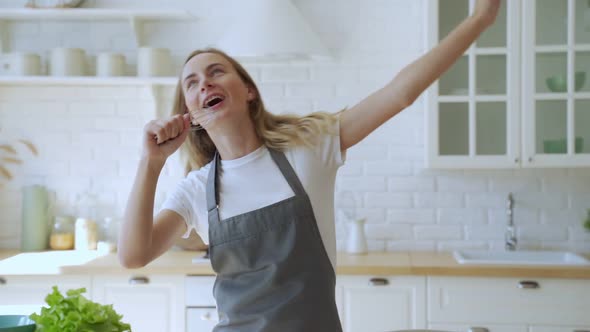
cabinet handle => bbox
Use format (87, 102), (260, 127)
(468, 328), (489, 332)
(518, 280), (540, 289)
(0, 277), (6, 285)
(528, 157), (533, 163)
(128, 276), (150, 285)
(514, 157), (519, 163)
(201, 311), (219, 322)
(368, 278), (389, 286)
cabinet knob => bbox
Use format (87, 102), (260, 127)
(0, 277), (6, 285)
(129, 276), (150, 284)
(201, 311), (219, 322)
(514, 158), (519, 163)
(368, 278), (389, 286)
(518, 280), (540, 289)
(528, 157), (533, 163)
(468, 328), (489, 332)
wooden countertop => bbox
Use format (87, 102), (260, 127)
(1, 250), (589, 279)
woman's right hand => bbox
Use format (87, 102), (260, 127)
(142, 113), (191, 163)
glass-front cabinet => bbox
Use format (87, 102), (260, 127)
(427, 0), (590, 168)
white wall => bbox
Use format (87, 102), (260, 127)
(1, 0), (589, 253)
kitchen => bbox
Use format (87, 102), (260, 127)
(1, 0), (590, 331)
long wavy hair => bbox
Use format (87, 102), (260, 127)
(171, 48), (341, 174)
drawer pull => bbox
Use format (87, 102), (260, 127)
(468, 328), (489, 332)
(129, 276), (150, 284)
(368, 278), (389, 286)
(518, 280), (540, 289)
(0, 277), (6, 285)
(201, 312), (219, 322)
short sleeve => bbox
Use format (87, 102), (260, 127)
(314, 116), (346, 169)
(160, 178), (196, 239)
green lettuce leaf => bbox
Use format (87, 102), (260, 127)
(29, 286), (131, 332)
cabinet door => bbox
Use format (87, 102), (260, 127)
(0, 275), (91, 315)
(186, 308), (218, 331)
(522, 0), (590, 167)
(337, 276), (426, 332)
(426, 0), (521, 169)
(92, 275), (184, 332)
(428, 276), (590, 326)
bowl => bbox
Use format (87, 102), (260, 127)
(0, 316), (36, 332)
(546, 71), (586, 92)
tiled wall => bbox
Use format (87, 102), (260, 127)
(1, 0), (589, 252)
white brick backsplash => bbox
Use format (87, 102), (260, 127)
(488, 207), (539, 225)
(414, 225), (462, 240)
(388, 177), (435, 192)
(415, 192), (464, 208)
(337, 177), (387, 192)
(465, 225), (505, 240)
(541, 209), (585, 225)
(489, 175), (542, 193)
(387, 209), (435, 224)
(466, 193), (506, 208)
(386, 241), (436, 252)
(285, 83), (335, 99)
(438, 208), (486, 225)
(365, 161), (412, 176)
(519, 225), (568, 241)
(0, 0), (588, 253)
(260, 65), (310, 82)
(365, 223), (413, 240)
(437, 241), (489, 251)
(543, 176), (590, 193)
(311, 65), (360, 82)
(438, 175), (488, 193)
(516, 193), (568, 209)
(365, 192), (412, 208)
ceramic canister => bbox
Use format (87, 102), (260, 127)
(49, 47), (86, 76)
(137, 47), (173, 77)
(6, 52), (41, 76)
(96, 52), (126, 77)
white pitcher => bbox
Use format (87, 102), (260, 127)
(346, 218), (367, 255)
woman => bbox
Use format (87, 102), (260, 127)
(118, 1), (500, 330)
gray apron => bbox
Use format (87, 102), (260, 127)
(206, 148), (343, 332)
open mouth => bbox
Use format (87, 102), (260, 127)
(203, 95), (225, 110)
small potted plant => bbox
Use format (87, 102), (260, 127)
(584, 209), (590, 232)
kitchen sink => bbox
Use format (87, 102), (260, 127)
(453, 250), (590, 266)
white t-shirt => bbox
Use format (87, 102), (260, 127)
(160, 126), (345, 269)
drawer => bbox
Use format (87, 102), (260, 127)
(185, 276), (216, 307)
(428, 277), (590, 326)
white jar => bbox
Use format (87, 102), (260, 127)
(49, 47), (86, 76)
(5, 52), (41, 76)
(96, 52), (126, 77)
(75, 218), (97, 250)
(137, 47), (172, 77)
(346, 218), (368, 255)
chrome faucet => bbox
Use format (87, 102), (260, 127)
(505, 193), (517, 251)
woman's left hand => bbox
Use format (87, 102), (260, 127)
(472, 0), (501, 28)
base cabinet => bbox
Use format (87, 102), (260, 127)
(0, 275), (91, 315)
(92, 275), (185, 332)
(337, 276), (426, 332)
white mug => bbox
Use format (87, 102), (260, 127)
(137, 47), (172, 77)
(96, 52), (126, 77)
(49, 47), (86, 76)
(5, 52), (41, 76)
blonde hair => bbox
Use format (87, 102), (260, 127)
(171, 48), (341, 174)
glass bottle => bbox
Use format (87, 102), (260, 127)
(49, 216), (75, 250)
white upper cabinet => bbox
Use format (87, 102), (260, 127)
(426, 0), (590, 168)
